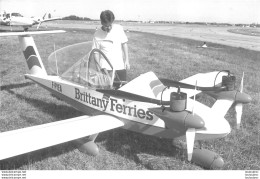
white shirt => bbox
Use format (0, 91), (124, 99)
(92, 24), (128, 70)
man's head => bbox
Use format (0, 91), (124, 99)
(100, 10), (115, 32)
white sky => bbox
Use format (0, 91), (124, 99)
(1, 0), (259, 23)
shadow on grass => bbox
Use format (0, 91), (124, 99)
(0, 82), (86, 169)
(96, 127), (187, 169)
(1, 82), (35, 91)
(0, 141), (79, 170)
(1, 82), (83, 121)
(0, 29), (23, 32)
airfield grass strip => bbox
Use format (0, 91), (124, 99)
(0, 26), (259, 170)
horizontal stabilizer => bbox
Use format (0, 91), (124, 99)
(0, 115), (123, 160)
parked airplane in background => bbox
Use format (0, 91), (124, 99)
(0, 30), (252, 169)
(0, 11), (61, 31)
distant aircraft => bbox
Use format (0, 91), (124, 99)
(0, 11), (61, 31)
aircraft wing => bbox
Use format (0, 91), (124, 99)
(210, 99), (234, 117)
(0, 30), (65, 37)
(179, 71), (228, 98)
(0, 115), (124, 160)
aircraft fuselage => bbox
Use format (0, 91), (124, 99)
(25, 74), (230, 141)
(0, 12), (38, 29)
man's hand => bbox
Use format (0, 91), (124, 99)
(125, 61), (130, 70)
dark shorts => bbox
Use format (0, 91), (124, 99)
(114, 69), (127, 82)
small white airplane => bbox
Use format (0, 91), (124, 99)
(0, 11), (61, 31)
(0, 30), (252, 169)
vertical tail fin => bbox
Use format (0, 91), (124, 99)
(19, 35), (47, 75)
(0, 30), (65, 76)
(42, 13), (47, 20)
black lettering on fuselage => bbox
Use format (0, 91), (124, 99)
(52, 82), (62, 93)
(74, 88), (154, 121)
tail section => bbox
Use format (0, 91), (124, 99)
(36, 13), (61, 29)
(0, 30), (65, 75)
(42, 13), (47, 20)
(19, 35), (47, 75)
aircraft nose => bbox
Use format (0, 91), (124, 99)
(235, 92), (252, 104)
(185, 113), (205, 129)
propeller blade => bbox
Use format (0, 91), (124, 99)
(236, 72), (244, 129)
(9, 22), (12, 31)
(235, 103), (242, 129)
(37, 22), (42, 29)
(192, 80), (197, 115)
(186, 128), (196, 161)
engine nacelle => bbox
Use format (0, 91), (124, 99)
(192, 149), (224, 169)
(149, 107), (205, 130)
(222, 74), (236, 91)
(206, 72), (251, 104)
(170, 90), (187, 112)
(205, 90), (252, 104)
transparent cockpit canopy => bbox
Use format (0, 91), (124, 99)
(48, 41), (114, 89)
(48, 42), (91, 75)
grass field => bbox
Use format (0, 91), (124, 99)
(0, 25), (260, 170)
(228, 28), (260, 37)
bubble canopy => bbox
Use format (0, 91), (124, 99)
(48, 42), (114, 89)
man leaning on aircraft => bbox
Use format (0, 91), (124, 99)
(92, 10), (130, 87)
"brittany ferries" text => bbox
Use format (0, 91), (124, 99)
(75, 88), (153, 120)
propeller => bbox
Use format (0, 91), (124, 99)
(9, 17), (13, 32)
(186, 128), (196, 161)
(235, 72), (244, 129)
(186, 81), (197, 161)
(37, 21), (42, 29)
(36, 13), (47, 29)
(192, 80), (197, 115)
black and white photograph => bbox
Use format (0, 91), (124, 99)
(0, 0), (259, 178)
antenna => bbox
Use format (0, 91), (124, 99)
(54, 43), (59, 76)
(192, 80), (197, 115)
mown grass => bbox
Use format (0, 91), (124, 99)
(0, 25), (259, 170)
(228, 28), (260, 37)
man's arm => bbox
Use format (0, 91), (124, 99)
(122, 42), (130, 70)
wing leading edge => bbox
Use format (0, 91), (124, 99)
(0, 115), (124, 160)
